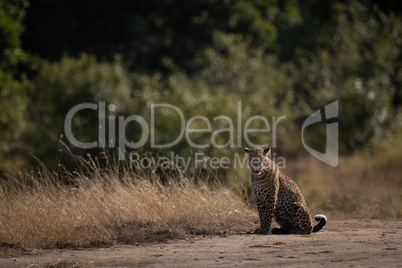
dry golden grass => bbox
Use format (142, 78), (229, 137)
(0, 162), (257, 251)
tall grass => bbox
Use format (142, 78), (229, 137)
(0, 155), (257, 250)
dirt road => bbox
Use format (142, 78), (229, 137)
(1, 220), (401, 267)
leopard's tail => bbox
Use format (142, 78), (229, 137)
(312, 214), (327, 233)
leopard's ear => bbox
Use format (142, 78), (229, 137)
(244, 147), (250, 153)
(263, 147), (271, 155)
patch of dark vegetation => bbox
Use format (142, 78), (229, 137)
(0, 242), (30, 258)
(114, 222), (185, 245)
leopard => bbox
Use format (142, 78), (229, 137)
(245, 147), (327, 235)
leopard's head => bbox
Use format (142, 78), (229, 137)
(244, 147), (271, 176)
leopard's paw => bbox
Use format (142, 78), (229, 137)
(254, 228), (269, 235)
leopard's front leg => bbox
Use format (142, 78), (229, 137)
(255, 194), (276, 235)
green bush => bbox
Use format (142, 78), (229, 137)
(23, 55), (132, 166)
(290, 2), (402, 152)
(1, 0), (402, 173)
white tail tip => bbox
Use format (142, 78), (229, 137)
(314, 214), (327, 221)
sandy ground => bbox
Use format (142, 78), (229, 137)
(1, 219), (401, 267)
